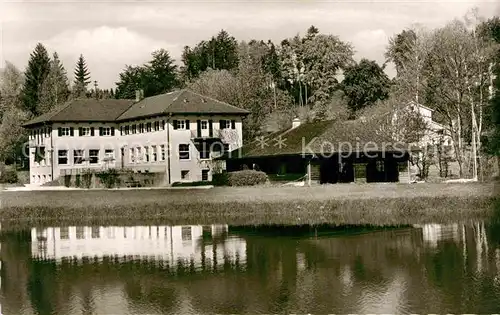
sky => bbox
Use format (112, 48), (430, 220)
(1, 0), (499, 89)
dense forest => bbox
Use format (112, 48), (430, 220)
(0, 9), (499, 179)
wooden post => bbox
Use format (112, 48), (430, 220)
(307, 159), (312, 186)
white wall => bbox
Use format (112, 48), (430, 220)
(27, 114), (244, 185)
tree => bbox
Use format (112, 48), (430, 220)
(39, 52), (70, 113)
(115, 65), (148, 99)
(0, 62), (29, 165)
(181, 30), (239, 80)
(143, 49), (178, 96)
(21, 43), (51, 116)
(115, 49), (179, 99)
(385, 29), (417, 77)
(0, 61), (24, 119)
(341, 59), (391, 113)
(279, 28), (354, 120)
(73, 54), (91, 98)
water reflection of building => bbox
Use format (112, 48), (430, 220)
(30, 225), (246, 271)
(414, 223), (461, 248)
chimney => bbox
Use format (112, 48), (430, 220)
(135, 90), (141, 102)
(291, 117), (301, 129)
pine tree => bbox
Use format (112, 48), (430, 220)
(39, 52), (70, 113)
(73, 54), (91, 98)
(21, 43), (51, 116)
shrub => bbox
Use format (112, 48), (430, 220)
(96, 169), (120, 189)
(227, 170), (268, 186)
(0, 169), (18, 184)
(81, 170), (93, 189)
(63, 175), (71, 187)
(212, 172), (229, 186)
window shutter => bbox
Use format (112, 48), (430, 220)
(231, 120), (236, 129)
(70, 127), (74, 136)
(58, 128), (62, 137)
(120, 126), (123, 135)
(111, 127), (115, 136)
(99, 127), (103, 136)
(209, 120), (213, 137)
(186, 120), (190, 129)
(197, 120), (201, 137)
(173, 120), (178, 130)
(90, 127), (95, 136)
(78, 127), (83, 136)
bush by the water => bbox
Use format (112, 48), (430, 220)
(227, 170), (268, 186)
(0, 168), (19, 184)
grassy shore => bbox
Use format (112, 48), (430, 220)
(1, 182), (498, 230)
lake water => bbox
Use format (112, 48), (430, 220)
(1, 222), (500, 314)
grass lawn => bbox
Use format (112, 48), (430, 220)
(0, 182), (498, 230)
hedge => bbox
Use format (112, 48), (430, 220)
(226, 170), (268, 186)
(0, 169), (18, 184)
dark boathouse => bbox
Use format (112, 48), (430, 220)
(220, 116), (414, 184)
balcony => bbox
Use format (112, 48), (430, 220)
(190, 129), (239, 144)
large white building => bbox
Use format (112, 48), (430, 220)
(23, 89), (249, 185)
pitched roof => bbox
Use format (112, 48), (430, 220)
(23, 99), (135, 127)
(116, 89), (249, 121)
(226, 114), (411, 159)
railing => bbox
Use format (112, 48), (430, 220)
(190, 129), (239, 144)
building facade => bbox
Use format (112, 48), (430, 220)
(23, 89), (249, 185)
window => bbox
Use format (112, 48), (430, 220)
(131, 124), (137, 134)
(376, 160), (384, 172)
(79, 127), (91, 136)
(58, 150), (68, 165)
(124, 125), (130, 135)
(60, 227), (69, 239)
(146, 122), (152, 132)
(107, 227), (116, 239)
(139, 123), (145, 133)
(136, 147), (142, 163)
(145, 146), (150, 162)
(179, 144), (190, 160)
(129, 148), (135, 163)
(59, 127), (72, 137)
(200, 120), (208, 130)
(100, 127), (113, 136)
(160, 145), (166, 161)
(104, 149), (114, 162)
(38, 147), (46, 165)
(202, 169), (209, 181)
(74, 150), (84, 164)
(182, 226), (192, 241)
(89, 149), (99, 164)
(76, 226), (85, 239)
(154, 121), (160, 131)
(91, 227), (100, 239)
(220, 119), (234, 129)
(181, 170), (189, 180)
(151, 145), (157, 162)
(175, 120), (187, 130)
(160, 120), (165, 130)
